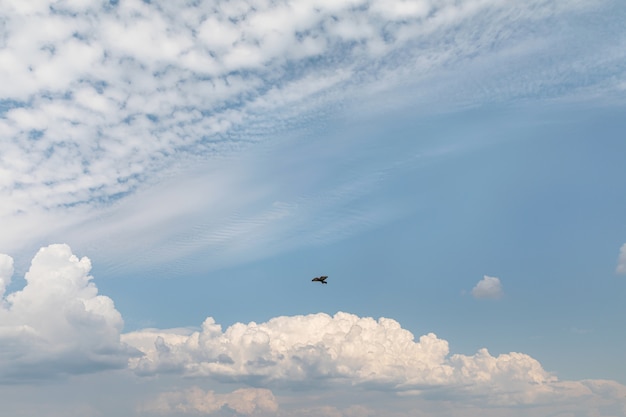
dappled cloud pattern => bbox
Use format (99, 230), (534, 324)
(1, 244), (625, 413)
(0, 0), (610, 221)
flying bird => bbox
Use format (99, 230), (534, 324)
(312, 275), (328, 284)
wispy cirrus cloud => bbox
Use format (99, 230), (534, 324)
(52, 136), (406, 276)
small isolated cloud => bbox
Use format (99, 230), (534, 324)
(141, 387), (278, 415)
(0, 244), (138, 381)
(616, 243), (626, 274)
(471, 275), (503, 299)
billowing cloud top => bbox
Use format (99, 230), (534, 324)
(0, 244), (136, 381)
(125, 311), (626, 411)
(123, 311), (589, 406)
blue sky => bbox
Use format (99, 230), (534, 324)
(1, 0), (626, 416)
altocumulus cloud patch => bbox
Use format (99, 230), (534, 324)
(0, 244), (138, 381)
(0, 0), (615, 229)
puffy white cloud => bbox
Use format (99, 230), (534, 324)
(0, 244), (137, 381)
(141, 387), (278, 415)
(122, 311), (593, 406)
(471, 275), (503, 299)
(616, 243), (626, 274)
(125, 313), (450, 384)
(122, 312), (626, 410)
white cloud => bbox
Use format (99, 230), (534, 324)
(471, 275), (503, 299)
(1, 0), (620, 258)
(616, 243), (626, 274)
(124, 312), (453, 386)
(0, 244), (137, 381)
(121, 311), (625, 407)
(140, 387), (278, 415)
(0, 253), (14, 301)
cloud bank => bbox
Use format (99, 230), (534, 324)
(471, 275), (503, 299)
(0, 244), (137, 381)
(122, 311), (626, 408)
(2, 245), (626, 416)
(140, 387), (278, 415)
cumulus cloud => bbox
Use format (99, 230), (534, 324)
(471, 275), (503, 299)
(140, 387), (278, 415)
(616, 243), (626, 274)
(1, 246), (625, 414)
(0, 244), (137, 381)
(122, 311), (609, 406)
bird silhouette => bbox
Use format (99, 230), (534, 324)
(311, 275), (328, 284)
